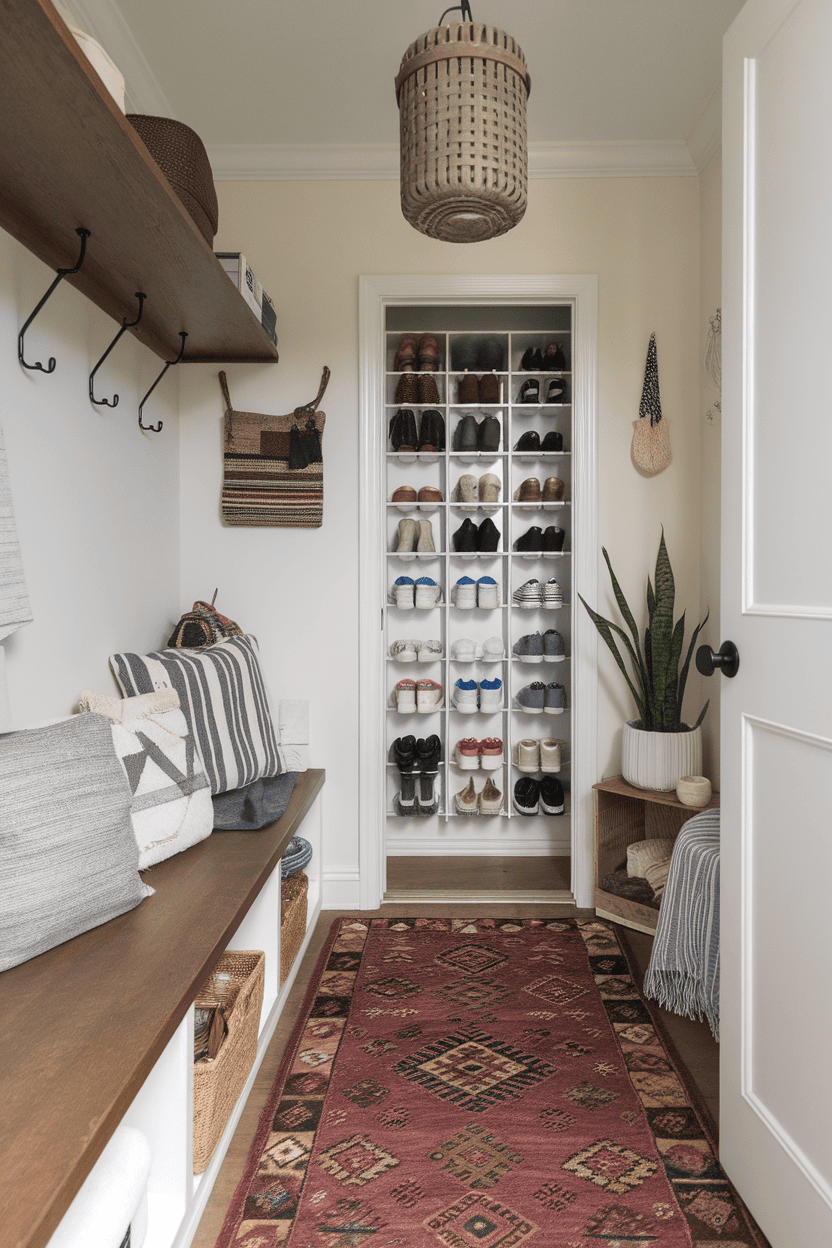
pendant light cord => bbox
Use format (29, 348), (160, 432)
(438, 1), (472, 24)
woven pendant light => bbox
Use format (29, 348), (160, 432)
(395, 7), (531, 243)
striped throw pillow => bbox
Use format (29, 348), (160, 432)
(110, 634), (281, 795)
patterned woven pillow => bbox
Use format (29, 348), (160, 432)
(645, 856), (672, 901)
(0, 714), (151, 972)
(626, 838), (675, 878)
(78, 687), (213, 869)
(110, 634), (282, 795)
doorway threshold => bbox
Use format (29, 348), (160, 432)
(383, 888), (576, 905)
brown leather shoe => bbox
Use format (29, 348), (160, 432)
(418, 374), (441, 404)
(513, 477), (542, 503)
(542, 476), (565, 502)
(418, 486), (444, 503)
(391, 485), (417, 504)
(478, 373), (501, 404)
(457, 374), (480, 404)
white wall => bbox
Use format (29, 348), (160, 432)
(0, 231), (180, 726)
(179, 175), (703, 903)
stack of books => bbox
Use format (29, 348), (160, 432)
(215, 252), (277, 347)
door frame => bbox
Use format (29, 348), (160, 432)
(358, 274), (598, 909)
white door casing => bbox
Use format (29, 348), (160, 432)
(358, 275), (598, 910)
(721, 0), (832, 1241)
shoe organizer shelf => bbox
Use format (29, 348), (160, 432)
(593, 775), (720, 935)
(0, 771), (324, 1248)
(0, 0), (278, 364)
(384, 322), (574, 855)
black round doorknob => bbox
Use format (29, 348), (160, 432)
(696, 641), (740, 678)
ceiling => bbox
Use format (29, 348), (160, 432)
(61, 0), (746, 177)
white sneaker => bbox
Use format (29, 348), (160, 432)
(416, 679), (443, 712)
(478, 678), (503, 713)
(452, 577), (477, 609)
(417, 639), (442, 662)
(542, 579), (563, 608)
(540, 738), (562, 772)
(389, 639), (418, 661)
(415, 577), (442, 608)
(452, 679), (479, 713)
(454, 738), (481, 770)
(477, 577), (500, 609)
(513, 739), (540, 772)
(481, 636), (505, 661)
(451, 638), (478, 661)
(392, 576), (415, 609)
(394, 679), (417, 713)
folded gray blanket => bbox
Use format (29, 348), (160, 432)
(643, 807), (721, 1041)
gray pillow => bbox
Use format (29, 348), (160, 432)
(212, 771), (299, 831)
(0, 714), (152, 972)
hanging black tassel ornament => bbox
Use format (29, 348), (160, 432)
(302, 417), (323, 464)
(288, 423), (310, 470)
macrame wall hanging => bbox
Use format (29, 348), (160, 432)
(631, 332), (671, 477)
(219, 367), (330, 527)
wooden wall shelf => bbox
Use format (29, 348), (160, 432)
(0, 769), (325, 1248)
(0, 0), (278, 365)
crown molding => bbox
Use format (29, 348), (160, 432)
(206, 139), (700, 182)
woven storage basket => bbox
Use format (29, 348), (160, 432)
(395, 22), (530, 243)
(192, 950), (264, 1173)
(127, 114), (219, 245)
(280, 871), (308, 985)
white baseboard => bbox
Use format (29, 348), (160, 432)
(322, 871), (361, 909)
(385, 836), (572, 856)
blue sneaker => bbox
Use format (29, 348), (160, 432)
(452, 576), (477, 609)
(479, 677), (503, 714)
(452, 678), (478, 713)
(476, 576), (499, 609)
(392, 576), (415, 609)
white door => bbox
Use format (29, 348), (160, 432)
(721, 0), (832, 1242)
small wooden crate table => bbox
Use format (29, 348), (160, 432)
(593, 775), (720, 935)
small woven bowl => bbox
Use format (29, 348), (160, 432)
(676, 775), (712, 807)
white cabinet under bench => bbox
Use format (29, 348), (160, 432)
(0, 768), (325, 1248)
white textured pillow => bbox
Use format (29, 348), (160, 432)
(627, 838), (675, 878)
(645, 856), (672, 901)
(79, 687), (213, 870)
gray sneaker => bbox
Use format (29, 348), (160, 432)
(512, 632), (543, 663)
(542, 629), (565, 661)
(516, 682), (546, 714)
(544, 682), (566, 714)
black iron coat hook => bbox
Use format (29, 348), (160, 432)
(438, 1), (472, 23)
(138, 331), (187, 433)
(18, 227), (90, 373)
(89, 292), (146, 407)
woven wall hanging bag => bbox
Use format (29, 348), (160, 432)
(631, 333), (672, 476)
(395, 22), (530, 243)
(219, 368), (329, 527)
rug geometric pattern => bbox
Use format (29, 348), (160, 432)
(215, 917), (770, 1247)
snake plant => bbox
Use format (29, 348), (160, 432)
(579, 531), (709, 732)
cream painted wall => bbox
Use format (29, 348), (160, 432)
(699, 148), (723, 786)
(179, 176), (702, 903)
(0, 232), (180, 726)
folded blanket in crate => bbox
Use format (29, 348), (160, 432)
(643, 807), (721, 1040)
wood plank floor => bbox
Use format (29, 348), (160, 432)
(191, 895), (719, 1247)
(387, 855), (572, 892)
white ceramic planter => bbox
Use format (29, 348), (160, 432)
(621, 721), (703, 793)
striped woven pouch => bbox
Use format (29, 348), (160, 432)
(219, 368), (329, 527)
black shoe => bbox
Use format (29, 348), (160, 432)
(393, 734), (416, 770)
(419, 409), (445, 452)
(542, 526), (565, 552)
(451, 339), (479, 372)
(514, 526), (543, 552)
(520, 346), (544, 371)
(391, 408), (418, 451)
(453, 413), (479, 451)
(453, 518), (479, 552)
(477, 335), (505, 371)
(478, 415), (501, 452)
(514, 429), (541, 452)
(540, 430), (563, 452)
(545, 377), (569, 404)
(477, 518), (501, 552)
(416, 734), (442, 772)
(518, 379), (540, 404)
(393, 735), (417, 813)
(415, 735), (442, 815)
(513, 777), (540, 815)
(543, 341), (568, 370)
(540, 775), (565, 815)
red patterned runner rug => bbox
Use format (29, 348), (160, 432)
(215, 917), (769, 1247)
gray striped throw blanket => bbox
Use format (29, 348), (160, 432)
(644, 806), (721, 1040)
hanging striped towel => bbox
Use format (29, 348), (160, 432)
(643, 807), (721, 1040)
(0, 421), (33, 642)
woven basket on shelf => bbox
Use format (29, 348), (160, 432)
(127, 114), (219, 245)
(280, 871), (308, 985)
(395, 22), (531, 243)
(192, 950), (264, 1174)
